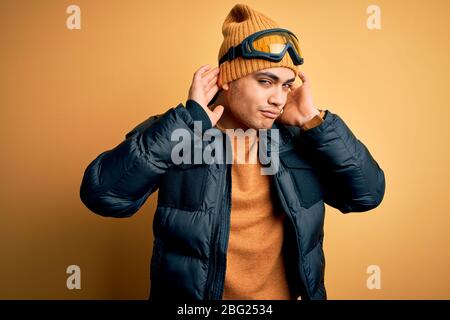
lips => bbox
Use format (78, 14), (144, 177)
(260, 108), (281, 119)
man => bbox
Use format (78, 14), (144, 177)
(80, 4), (385, 300)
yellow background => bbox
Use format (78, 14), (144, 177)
(1, 0), (449, 299)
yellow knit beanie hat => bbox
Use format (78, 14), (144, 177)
(218, 3), (300, 87)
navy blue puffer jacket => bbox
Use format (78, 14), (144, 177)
(80, 100), (385, 300)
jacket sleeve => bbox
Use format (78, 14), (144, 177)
(298, 110), (386, 213)
(79, 100), (212, 218)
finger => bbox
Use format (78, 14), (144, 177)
(202, 67), (220, 81)
(194, 65), (212, 80)
(297, 71), (307, 83)
(205, 75), (218, 92)
(202, 71), (220, 88)
(211, 105), (224, 122)
(206, 84), (219, 100)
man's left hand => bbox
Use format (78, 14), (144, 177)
(277, 71), (320, 127)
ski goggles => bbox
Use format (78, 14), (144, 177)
(219, 28), (304, 66)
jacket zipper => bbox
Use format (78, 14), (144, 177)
(204, 163), (231, 299)
(274, 174), (312, 300)
(212, 163), (231, 299)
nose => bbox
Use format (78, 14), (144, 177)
(268, 86), (286, 109)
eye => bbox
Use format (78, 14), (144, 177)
(258, 80), (272, 86)
(283, 83), (293, 90)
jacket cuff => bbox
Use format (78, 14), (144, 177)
(185, 99), (212, 130)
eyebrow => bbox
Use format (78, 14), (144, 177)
(254, 72), (296, 84)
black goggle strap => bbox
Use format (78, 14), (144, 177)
(219, 45), (243, 65)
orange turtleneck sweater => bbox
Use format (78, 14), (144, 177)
(217, 129), (293, 300)
(217, 111), (325, 300)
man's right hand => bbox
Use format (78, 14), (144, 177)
(188, 65), (224, 126)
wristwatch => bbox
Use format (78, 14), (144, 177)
(300, 110), (325, 131)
